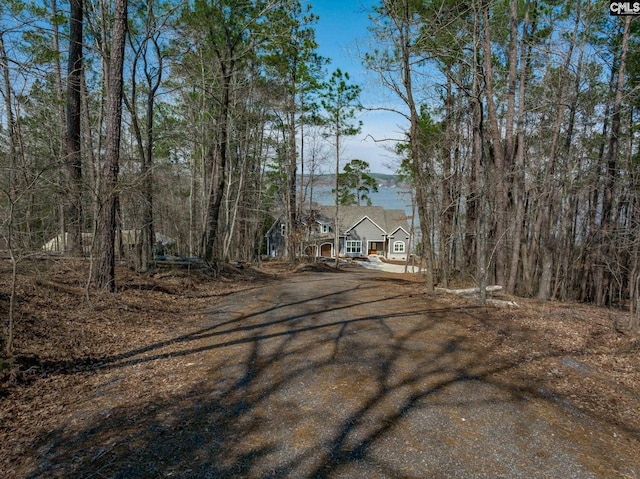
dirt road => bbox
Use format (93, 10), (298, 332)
(4, 269), (639, 478)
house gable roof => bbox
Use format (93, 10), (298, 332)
(388, 226), (410, 237)
(315, 205), (410, 236)
(345, 215), (386, 235)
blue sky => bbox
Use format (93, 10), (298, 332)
(307, 0), (407, 173)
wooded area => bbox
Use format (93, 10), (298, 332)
(365, 1), (640, 320)
(1, 0), (640, 358)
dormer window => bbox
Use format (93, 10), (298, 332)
(280, 224), (286, 236)
(319, 224), (330, 234)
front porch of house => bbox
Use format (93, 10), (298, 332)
(303, 238), (397, 259)
(367, 241), (385, 255)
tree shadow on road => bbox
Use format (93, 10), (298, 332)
(23, 276), (640, 478)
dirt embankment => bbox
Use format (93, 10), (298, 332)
(0, 260), (639, 478)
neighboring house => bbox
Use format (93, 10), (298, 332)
(266, 205), (412, 261)
(42, 232), (94, 255)
(42, 230), (175, 257)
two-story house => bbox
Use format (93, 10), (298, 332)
(266, 205), (412, 261)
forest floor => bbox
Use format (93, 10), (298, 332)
(0, 259), (639, 478)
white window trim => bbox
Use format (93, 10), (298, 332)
(345, 240), (362, 254)
(393, 241), (405, 253)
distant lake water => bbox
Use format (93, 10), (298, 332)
(309, 186), (417, 221)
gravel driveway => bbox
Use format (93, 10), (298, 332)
(183, 271), (606, 478)
(21, 269), (637, 478)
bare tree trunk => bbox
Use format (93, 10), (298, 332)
(595, 16), (631, 306)
(481, 4), (506, 286)
(189, 137), (199, 256)
(7, 247), (17, 358)
(65, 0), (84, 255)
(142, 40), (162, 253)
(81, 66), (99, 232)
(631, 220), (640, 344)
(556, 22), (588, 301)
(397, 0), (433, 289)
(190, 56), (208, 257)
(579, 60), (615, 302)
(299, 92), (306, 217)
(334, 130), (341, 268)
(506, 0), (531, 294)
(124, 4), (162, 271)
(503, 0), (518, 174)
(140, 38), (160, 271)
(93, 0), (128, 291)
(52, 0), (69, 254)
(3, 201), (17, 358)
(441, 70), (454, 287)
(223, 133), (250, 261)
(0, 33), (18, 201)
(203, 34), (236, 265)
(536, 6), (581, 301)
(472, 7), (487, 302)
(287, 95), (298, 262)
